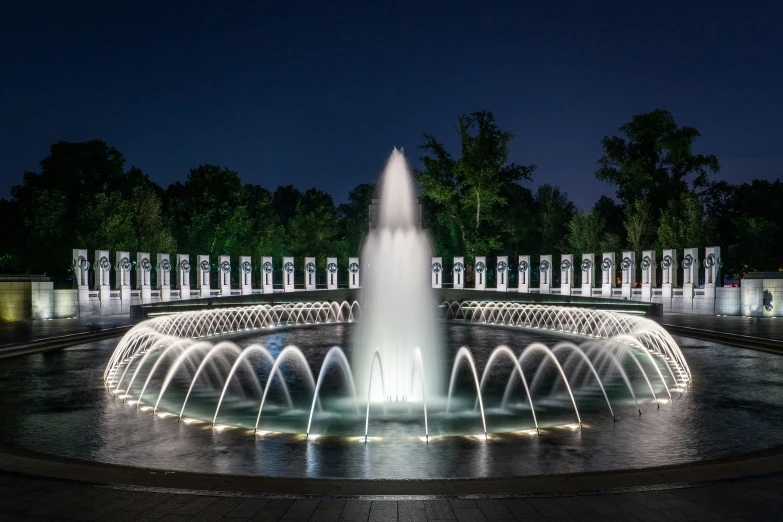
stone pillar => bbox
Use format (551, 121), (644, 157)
(701, 246), (721, 314)
(620, 251), (635, 299)
(72, 249), (90, 308)
(581, 253), (594, 297)
(560, 254), (574, 296)
(681, 247), (699, 312)
(115, 251), (132, 312)
(474, 256), (487, 290)
(640, 250), (656, 302)
(518, 255), (530, 293)
(305, 257), (317, 290)
(600, 252), (615, 298)
(326, 257), (338, 290)
(704, 246), (721, 295)
(218, 255), (231, 295)
(262, 257), (274, 293)
(177, 254), (191, 300)
(283, 257), (295, 292)
(94, 250), (111, 312)
(431, 257), (443, 289)
(660, 249), (677, 310)
(539, 255), (552, 294)
(198, 255), (211, 298)
(453, 256), (465, 289)
(496, 256), (509, 292)
(348, 257), (361, 289)
(156, 253), (172, 302)
(240, 256), (252, 295)
(136, 252), (152, 303)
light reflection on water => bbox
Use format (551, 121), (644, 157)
(0, 325), (782, 479)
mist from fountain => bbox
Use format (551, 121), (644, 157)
(354, 148), (442, 403)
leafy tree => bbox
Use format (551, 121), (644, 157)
(246, 184), (286, 260)
(567, 207), (606, 255)
(417, 110), (536, 258)
(623, 199), (654, 254)
(596, 109), (720, 219)
(288, 188), (339, 263)
(534, 184), (575, 254)
(656, 192), (714, 250)
(166, 165), (250, 256)
(593, 195), (625, 241)
(497, 183), (537, 258)
(337, 183), (376, 257)
(272, 185), (303, 227)
(5, 140), (147, 278)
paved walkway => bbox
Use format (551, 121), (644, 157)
(1, 470), (781, 521)
(656, 313), (783, 341)
(0, 315), (138, 346)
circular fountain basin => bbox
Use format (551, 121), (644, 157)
(1, 318), (782, 480)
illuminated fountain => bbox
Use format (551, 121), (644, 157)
(355, 148), (442, 403)
(103, 149), (691, 443)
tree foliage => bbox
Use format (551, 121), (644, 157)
(596, 109), (720, 219)
(417, 110), (536, 258)
(3, 107), (781, 286)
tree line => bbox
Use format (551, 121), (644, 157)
(1, 109), (780, 286)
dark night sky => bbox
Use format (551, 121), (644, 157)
(1, 1), (781, 207)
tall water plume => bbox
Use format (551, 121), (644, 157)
(354, 149), (442, 402)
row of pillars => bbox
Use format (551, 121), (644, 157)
(432, 247), (721, 300)
(72, 250), (363, 304)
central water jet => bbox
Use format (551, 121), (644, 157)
(354, 149), (442, 402)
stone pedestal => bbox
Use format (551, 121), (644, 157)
(72, 248), (90, 309)
(600, 252), (615, 298)
(197, 255), (211, 298)
(115, 251), (132, 313)
(660, 249), (677, 310)
(697, 246), (721, 314)
(621, 251), (635, 300)
(136, 252), (152, 303)
(94, 250), (111, 314)
(704, 246), (721, 295)
(431, 257), (443, 289)
(581, 253), (595, 296)
(640, 250), (656, 301)
(681, 248), (699, 313)
(560, 254), (573, 296)
(177, 254), (191, 300)
(157, 253), (172, 302)
(453, 256), (465, 289)
(518, 255), (530, 293)
(262, 257), (274, 294)
(283, 257), (295, 292)
(326, 257), (338, 290)
(496, 256), (508, 292)
(474, 256), (487, 290)
(539, 255), (552, 294)
(305, 257), (317, 290)
(240, 256), (252, 295)
(348, 257), (360, 289)
(218, 255), (231, 295)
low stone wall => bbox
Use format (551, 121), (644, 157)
(741, 274), (783, 317)
(0, 276), (54, 322)
(2, 274), (781, 321)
